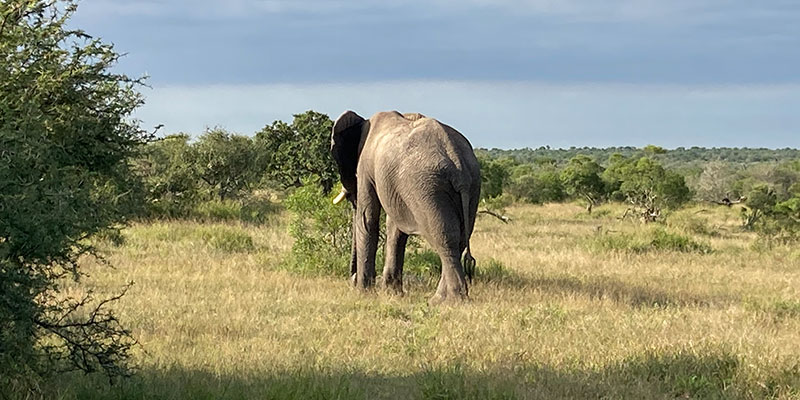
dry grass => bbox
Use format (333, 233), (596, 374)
(42, 203), (800, 399)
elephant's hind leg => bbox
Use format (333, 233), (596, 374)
(382, 217), (408, 295)
(430, 251), (469, 304)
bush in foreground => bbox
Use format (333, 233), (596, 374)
(284, 178), (353, 276)
(1, 0), (142, 388)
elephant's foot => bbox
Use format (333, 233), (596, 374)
(352, 273), (376, 290)
(382, 277), (405, 296)
(429, 280), (468, 305)
(383, 282), (405, 296)
(428, 290), (467, 305)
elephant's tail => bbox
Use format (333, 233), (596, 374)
(459, 189), (476, 283)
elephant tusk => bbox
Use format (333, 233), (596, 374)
(333, 190), (347, 205)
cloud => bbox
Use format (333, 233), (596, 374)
(77, 0), (799, 24)
(135, 81), (800, 149)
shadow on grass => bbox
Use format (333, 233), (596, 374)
(36, 350), (798, 400)
(525, 274), (725, 308)
(404, 260), (721, 309)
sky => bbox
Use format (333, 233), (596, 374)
(71, 0), (800, 149)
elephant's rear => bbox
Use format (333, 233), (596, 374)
(405, 117), (481, 256)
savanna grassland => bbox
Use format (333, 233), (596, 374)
(48, 202), (800, 399)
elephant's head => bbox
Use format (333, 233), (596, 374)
(330, 110), (367, 205)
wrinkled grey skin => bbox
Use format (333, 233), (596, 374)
(330, 110), (481, 303)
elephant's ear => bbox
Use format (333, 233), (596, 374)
(331, 111), (366, 194)
(332, 110), (365, 139)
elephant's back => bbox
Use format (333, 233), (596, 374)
(372, 113), (480, 195)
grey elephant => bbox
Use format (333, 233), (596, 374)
(330, 110), (481, 303)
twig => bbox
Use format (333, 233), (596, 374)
(479, 209), (511, 223)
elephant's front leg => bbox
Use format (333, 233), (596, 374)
(348, 209), (357, 286)
(382, 217), (408, 294)
(354, 187), (380, 289)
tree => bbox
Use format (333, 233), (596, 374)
(255, 111), (338, 193)
(133, 134), (201, 217)
(506, 164), (566, 204)
(643, 144), (667, 155)
(476, 154), (513, 200)
(1, 0), (142, 387)
(603, 156), (691, 222)
(561, 155), (605, 213)
(195, 128), (258, 200)
(694, 161), (737, 201)
(742, 185), (777, 231)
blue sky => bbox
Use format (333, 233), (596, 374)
(72, 0), (800, 148)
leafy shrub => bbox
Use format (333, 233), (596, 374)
(604, 155), (692, 222)
(507, 169), (566, 204)
(255, 111), (340, 192)
(133, 134), (201, 218)
(194, 128), (260, 200)
(404, 249), (443, 279)
(1, 0), (141, 385)
(94, 227), (127, 247)
(284, 178), (354, 276)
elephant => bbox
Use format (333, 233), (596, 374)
(330, 110), (481, 303)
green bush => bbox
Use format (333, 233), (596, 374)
(284, 178), (354, 276)
(133, 134), (201, 218)
(1, 0), (141, 385)
(404, 249), (443, 279)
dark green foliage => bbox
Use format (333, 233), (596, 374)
(404, 249), (443, 279)
(194, 128), (259, 200)
(132, 134), (201, 217)
(561, 155), (605, 210)
(255, 111), (338, 193)
(476, 154), (513, 200)
(284, 177), (353, 275)
(479, 146), (800, 167)
(744, 185), (800, 241)
(604, 155), (691, 221)
(1, 0), (141, 386)
(741, 185), (777, 232)
(506, 164), (566, 204)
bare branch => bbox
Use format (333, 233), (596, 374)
(479, 208), (511, 223)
